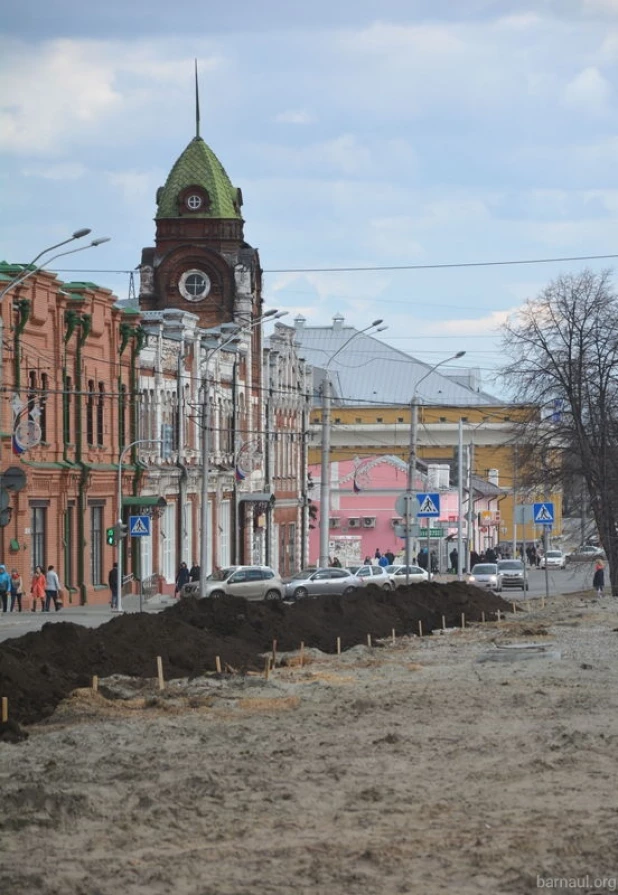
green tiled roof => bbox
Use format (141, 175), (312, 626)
(156, 137), (241, 220)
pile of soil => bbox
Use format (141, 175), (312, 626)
(0, 582), (510, 728)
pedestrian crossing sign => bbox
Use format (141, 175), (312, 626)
(533, 502), (554, 525)
(129, 515), (151, 537)
(416, 493), (441, 517)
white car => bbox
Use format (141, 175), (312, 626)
(284, 568), (364, 600)
(540, 550), (567, 570)
(468, 563), (503, 592)
(384, 564), (429, 586)
(181, 566), (284, 601)
(346, 565), (394, 590)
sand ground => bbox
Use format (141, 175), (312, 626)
(2, 592), (618, 895)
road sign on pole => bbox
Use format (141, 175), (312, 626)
(416, 493), (440, 517)
(129, 515), (151, 537)
(533, 502), (554, 525)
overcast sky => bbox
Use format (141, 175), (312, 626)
(2, 0), (618, 393)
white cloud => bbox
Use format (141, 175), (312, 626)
(106, 169), (154, 204)
(562, 66), (612, 114)
(273, 109), (314, 124)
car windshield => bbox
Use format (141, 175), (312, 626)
(472, 564), (497, 574)
(497, 561), (524, 570)
(347, 566), (361, 574)
(291, 569), (317, 580)
(546, 551), (562, 558)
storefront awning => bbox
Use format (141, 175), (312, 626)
(238, 492), (275, 505)
(122, 496), (168, 508)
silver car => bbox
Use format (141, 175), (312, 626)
(540, 550), (566, 570)
(384, 564), (430, 586)
(468, 563), (503, 592)
(285, 567), (363, 600)
(347, 564), (394, 590)
(497, 559), (528, 591)
(181, 566), (284, 601)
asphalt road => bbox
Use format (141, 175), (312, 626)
(0, 563), (599, 645)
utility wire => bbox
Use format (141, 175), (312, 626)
(52, 251), (618, 276)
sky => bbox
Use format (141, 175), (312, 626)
(2, 0), (618, 397)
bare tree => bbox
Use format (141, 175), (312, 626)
(501, 269), (618, 593)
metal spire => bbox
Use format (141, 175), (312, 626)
(195, 59), (200, 139)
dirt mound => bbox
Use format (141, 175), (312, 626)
(0, 583), (510, 728)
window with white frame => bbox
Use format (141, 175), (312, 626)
(160, 502), (177, 582)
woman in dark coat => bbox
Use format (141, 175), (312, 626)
(593, 561), (605, 597)
(175, 562), (191, 596)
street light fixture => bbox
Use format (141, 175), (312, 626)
(318, 319), (385, 568)
(0, 231), (110, 302)
(199, 310), (287, 597)
(404, 351), (466, 583)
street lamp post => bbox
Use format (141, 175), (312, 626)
(404, 351), (466, 583)
(199, 311), (286, 598)
(0, 232), (111, 302)
(318, 319), (385, 569)
(116, 438), (162, 613)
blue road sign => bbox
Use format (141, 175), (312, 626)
(533, 502), (554, 525)
(416, 493), (441, 517)
(129, 515), (151, 537)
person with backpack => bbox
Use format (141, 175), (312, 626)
(9, 568), (23, 612)
(593, 561), (605, 598)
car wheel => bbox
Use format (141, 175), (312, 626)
(343, 586), (356, 595)
(264, 589), (282, 601)
(210, 589), (225, 599)
(382, 582), (393, 591)
(293, 587), (309, 600)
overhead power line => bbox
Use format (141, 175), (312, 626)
(52, 251), (618, 277)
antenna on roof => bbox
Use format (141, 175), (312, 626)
(194, 59), (200, 139)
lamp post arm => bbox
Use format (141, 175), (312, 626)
(0, 238), (111, 302)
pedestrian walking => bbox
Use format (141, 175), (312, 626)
(108, 563), (119, 610)
(449, 548), (458, 573)
(189, 562), (201, 582)
(175, 561), (190, 597)
(30, 565), (46, 612)
(593, 560), (605, 598)
(0, 564), (10, 613)
(9, 568), (23, 612)
(44, 565), (62, 612)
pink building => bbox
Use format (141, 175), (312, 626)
(309, 455), (461, 568)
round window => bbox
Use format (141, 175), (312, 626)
(179, 269), (211, 302)
(186, 194), (203, 210)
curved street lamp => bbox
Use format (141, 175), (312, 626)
(318, 319), (386, 568)
(404, 351), (466, 582)
(0, 230), (111, 302)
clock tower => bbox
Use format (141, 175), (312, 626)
(139, 125), (262, 329)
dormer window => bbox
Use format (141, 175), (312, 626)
(178, 185), (210, 215)
(186, 194), (203, 210)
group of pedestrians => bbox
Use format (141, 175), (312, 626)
(0, 563), (63, 613)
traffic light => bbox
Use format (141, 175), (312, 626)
(106, 523), (128, 546)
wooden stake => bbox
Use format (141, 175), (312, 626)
(418, 620), (423, 637)
(264, 656), (271, 680)
(367, 633), (372, 648)
(442, 615), (446, 631)
(215, 656), (222, 674)
(336, 636), (341, 655)
(541, 597), (545, 609)
(157, 656), (165, 691)
(461, 613), (465, 629)
(300, 642), (305, 667)
(391, 628), (396, 645)
(512, 602), (517, 615)
(1, 697), (7, 723)
(92, 675), (99, 693)
(272, 639), (277, 667)
(481, 611), (486, 624)
(497, 609), (501, 622)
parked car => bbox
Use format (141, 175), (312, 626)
(566, 545), (605, 563)
(540, 550), (567, 570)
(181, 565), (284, 601)
(285, 567), (364, 600)
(346, 564), (394, 590)
(468, 563), (503, 592)
(384, 564), (430, 586)
(496, 559), (528, 590)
